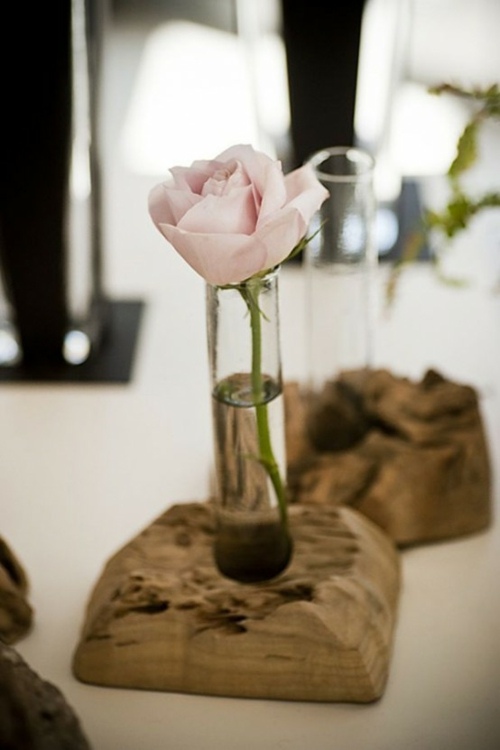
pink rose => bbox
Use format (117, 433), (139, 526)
(148, 144), (328, 285)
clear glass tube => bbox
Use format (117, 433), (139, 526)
(206, 269), (292, 583)
(304, 146), (377, 450)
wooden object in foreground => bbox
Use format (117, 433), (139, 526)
(286, 369), (492, 546)
(0, 536), (33, 644)
(73, 502), (400, 703)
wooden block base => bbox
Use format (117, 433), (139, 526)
(285, 369), (492, 546)
(0, 536), (33, 644)
(73, 502), (400, 703)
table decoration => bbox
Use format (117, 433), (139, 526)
(148, 143), (328, 582)
(205, 268), (292, 582)
(285, 368), (492, 546)
(72, 501), (400, 703)
(72, 143), (406, 702)
(304, 146), (377, 427)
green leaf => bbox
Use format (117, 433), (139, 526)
(385, 80), (500, 306)
(448, 121), (479, 182)
(427, 192), (500, 239)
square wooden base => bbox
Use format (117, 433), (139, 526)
(73, 503), (400, 703)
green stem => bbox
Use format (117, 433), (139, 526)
(242, 280), (288, 527)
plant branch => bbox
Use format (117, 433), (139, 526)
(386, 81), (500, 304)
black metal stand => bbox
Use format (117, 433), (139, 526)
(0, 3), (144, 384)
(0, 299), (144, 384)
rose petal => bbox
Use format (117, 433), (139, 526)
(201, 159), (251, 197)
(255, 206), (306, 267)
(149, 145), (329, 284)
(171, 162), (218, 193)
(156, 223), (268, 285)
(284, 164), (329, 223)
(213, 144), (260, 170)
(214, 144), (286, 213)
(256, 160), (288, 221)
(148, 182), (202, 226)
(178, 186), (257, 235)
(218, 147), (291, 223)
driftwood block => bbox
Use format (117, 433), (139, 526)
(286, 369), (492, 546)
(0, 642), (91, 750)
(73, 502), (400, 703)
(0, 536), (33, 644)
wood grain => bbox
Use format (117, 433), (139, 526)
(73, 502), (400, 703)
(286, 369), (492, 546)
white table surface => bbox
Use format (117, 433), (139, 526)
(2, 253), (499, 750)
(2, 15), (500, 750)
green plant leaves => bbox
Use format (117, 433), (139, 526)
(448, 121), (479, 183)
(386, 82), (500, 303)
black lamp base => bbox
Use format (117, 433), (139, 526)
(0, 299), (145, 384)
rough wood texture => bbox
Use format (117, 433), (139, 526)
(286, 368), (492, 546)
(0, 642), (91, 749)
(0, 537), (33, 644)
(73, 502), (400, 703)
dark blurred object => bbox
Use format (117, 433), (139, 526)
(0, 537), (33, 645)
(0, 1), (143, 382)
(0, 2), (74, 366)
(0, 642), (92, 750)
(281, 0), (366, 167)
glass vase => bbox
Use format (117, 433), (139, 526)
(304, 146), (377, 451)
(206, 268), (293, 583)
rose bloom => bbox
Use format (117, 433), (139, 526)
(148, 144), (328, 285)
